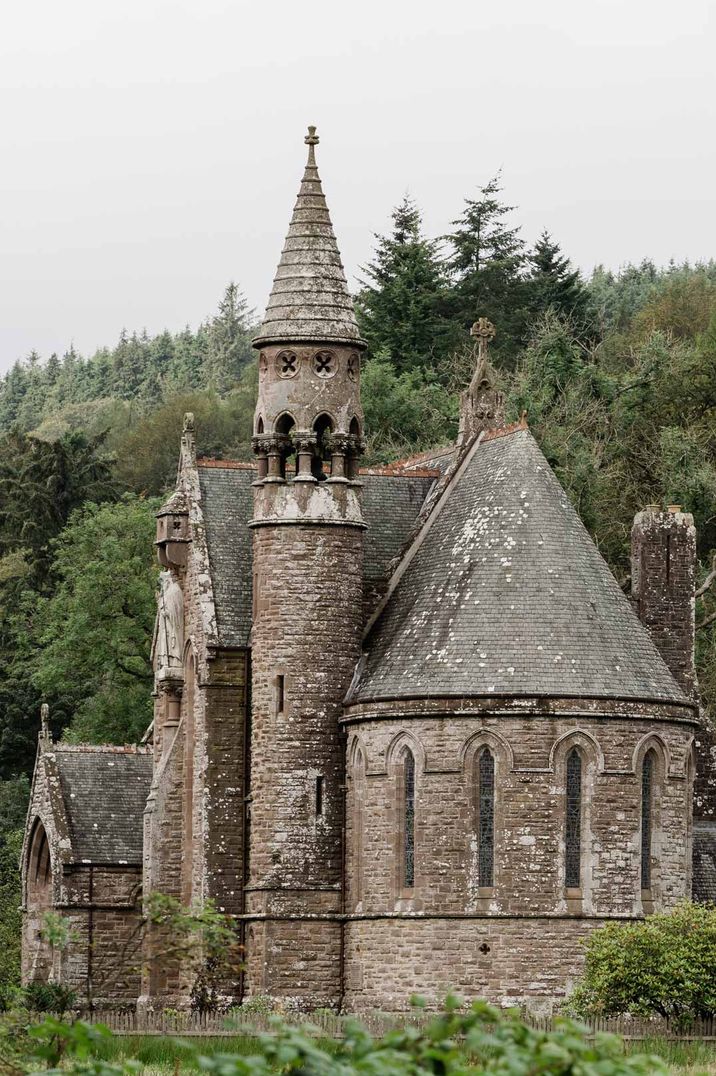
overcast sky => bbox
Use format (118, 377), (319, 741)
(0, 0), (714, 372)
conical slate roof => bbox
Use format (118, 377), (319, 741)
(253, 127), (364, 348)
(352, 428), (689, 707)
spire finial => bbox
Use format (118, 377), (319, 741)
(470, 317), (496, 363)
(305, 125), (319, 167)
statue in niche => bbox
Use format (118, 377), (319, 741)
(153, 570), (184, 677)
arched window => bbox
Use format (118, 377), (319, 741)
(352, 748), (365, 907)
(641, 749), (655, 890)
(477, 747), (495, 888)
(275, 412), (296, 479)
(312, 413), (334, 480)
(565, 748), (582, 889)
(403, 748), (415, 889)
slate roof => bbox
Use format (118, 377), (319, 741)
(53, 747), (152, 864)
(352, 428), (689, 706)
(197, 463), (435, 648)
(693, 824), (716, 903)
(253, 129), (364, 349)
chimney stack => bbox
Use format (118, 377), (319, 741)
(631, 505), (698, 701)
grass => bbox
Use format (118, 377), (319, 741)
(626, 1039), (716, 1075)
(88, 1032), (716, 1074)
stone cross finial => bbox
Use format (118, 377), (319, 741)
(305, 125), (319, 166)
(470, 317), (496, 362)
(40, 703), (50, 742)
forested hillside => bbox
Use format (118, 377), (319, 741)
(0, 174), (714, 779)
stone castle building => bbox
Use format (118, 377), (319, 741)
(22, 128), (716, 1013)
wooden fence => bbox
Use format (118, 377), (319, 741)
(61, 1008), (716, 1041)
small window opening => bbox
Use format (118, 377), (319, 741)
(276, 674), (285, 715)
(312, 413), (334, 480)
(403, 749), (415, 888)
(275, 413), (296, 478)
(641, 750), (654, 890)
(565, 748), (582, 889)
(315, 775), (324, 816)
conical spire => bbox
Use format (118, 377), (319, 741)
(253, 127), (365, 349)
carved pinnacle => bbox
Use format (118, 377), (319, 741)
(470, 317), (496, 362)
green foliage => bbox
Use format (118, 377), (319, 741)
(114, 369), (256, 495)
(23, 979), (76, 1015)
(357, 196), (458, 372)
(446, 173), (529, 362)
(526, 231), (590, 329)
(566, 902), (716, 1025)
(361, 356), (456, 462)
(33, 497), (159, 744)
(145, 893), (243, 1013)
(0, 431), (117, 581)
(0, 827), (23, 1007)
(26, 997), (667, 1075)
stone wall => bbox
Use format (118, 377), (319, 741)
(342, 707), (695, 1010)
(58, 866), (144, 1006)
(344, 916), (620, 1013)
(247, 518), (364, 1010)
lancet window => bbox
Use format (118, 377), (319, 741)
(641, 750), (655, 890)
(403, 749), (415, 888)
(565, 748), (582, 889)
(477, 747), (495, 887)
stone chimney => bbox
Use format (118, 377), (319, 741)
(631, 504), (698, 701)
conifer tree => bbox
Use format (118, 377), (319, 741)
(527, 231), (589, 326)
(205, 283), (254, 394)
(357, 195), (457, 373)
(446, 173), (527, 363)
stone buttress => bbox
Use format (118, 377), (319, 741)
(245, 128), (366, 1010)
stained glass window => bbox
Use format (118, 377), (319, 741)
(641, 751), (654, 889)
(404, 749), (415, 888)
(565, 748), (582, 888)
(478, 747), (495, 887)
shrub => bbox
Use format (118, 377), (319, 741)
(23, 980), (76, 1014)
(566, 901), (716, 1025)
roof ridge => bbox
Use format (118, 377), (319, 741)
(52, 743), (152, 755)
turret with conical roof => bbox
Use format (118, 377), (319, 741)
(252, 128), (365, 492)
(245, 128), (366, 1011)
(253, 127), (364, 349)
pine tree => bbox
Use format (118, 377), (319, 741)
(527, 231), (589, 326)
(446, 174), (527, 363)
(205, 283), (254, 394)
(357, 195), (457, 373)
